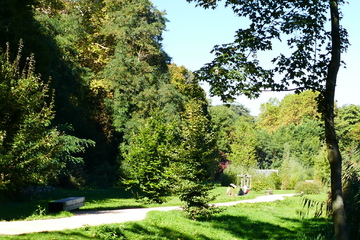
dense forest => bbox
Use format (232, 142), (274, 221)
(0, 0), (217, 199)
(1, 0), (359, 223)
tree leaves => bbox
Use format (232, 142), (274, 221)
(188, 0), (348, 101)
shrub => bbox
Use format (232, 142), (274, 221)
(251, 173), (275, 191)
(92, 225), (126, 240)
(176, 181), (223, 220)
(280, 158), (307, 189)
(269, 172), (282, 189)
(294, 181), (323, 194)
(342, 161), (360, 240)
(219, 164), (245, 186)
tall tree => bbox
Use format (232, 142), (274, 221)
(99, 0), (169, 132)
(172, 99), (219, 219)
(186, 0), (349, 238)
(228, 116), (258, 168)
(0, 45), (94, 198)
(121, 110), (176, 203)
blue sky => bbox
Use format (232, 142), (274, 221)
(151, 0), (360, 116)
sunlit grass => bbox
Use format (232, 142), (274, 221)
(1, 195), (331, 240)
(0, 186), (268, 221)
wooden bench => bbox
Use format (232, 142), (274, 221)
(48, 197), (85, 213)
(265, 190), (273, 195)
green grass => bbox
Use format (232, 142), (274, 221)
(0, 195), (332, 240)
(0, 187), (271, 221)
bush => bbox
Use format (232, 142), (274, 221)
(176, 181), (223, 220)
(219, 164), (245, 186)
(342, 161), (360, 240)
(294, 181), (323, 194)
(269, 172), (282, 189)
(92, 225), (126, 240)
(252, 173), (275, 191)
(280, 158), (307, 190)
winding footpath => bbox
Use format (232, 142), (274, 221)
(0, 194), (295, 235)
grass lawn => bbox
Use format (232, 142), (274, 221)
(0, 195), (332, 240)
(0, 186), (277, 221)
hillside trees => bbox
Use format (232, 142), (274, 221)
(209, 103), (253, 162)
(121, 63), (219, 216)
(258, 91), (321, 132)
(0, 0), (117, 186)
(186, 0), (349, 238)
(99, 0), (170, 132)
(0, 0), (176, 187)
(256, 91), (323, 168)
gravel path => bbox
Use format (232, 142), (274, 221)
(0, 194), (295, 235)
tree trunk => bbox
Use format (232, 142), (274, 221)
(324, 1), (348, 239)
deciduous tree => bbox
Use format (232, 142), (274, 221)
(186, 0), (349, 238)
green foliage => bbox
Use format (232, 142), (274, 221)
(209, 105), (238, 153)
(100, 0), (169, 132)
(256, 92), (323, 168)
(171, 100), (220, 218)
(251, 172), (281, 192)
(342, 161), (360, 240)
(269, 172), (282, 190)
(280, 152), (308, 190)
(92, 224), (126, 240)
(219, 164), (245, 186)
(336, 104), (360, 151)
(228, 116), (258, 167)
(176, 181), (223, 220)
(209, 103), (253, 155)
(251, 174), (272, 192)
(256, 120), (322, 168)
(0, 45), (95, 197)
(177, 100), (218, 180)
(0, 46), (60, 196)
(258, 91), (321, 133)
(54, 129), (95, 188)
(294, 181), (324, 195)
(313, 145), (331, 184)
(121, 111), (176, 203)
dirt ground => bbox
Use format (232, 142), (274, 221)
(0, 194), (295, 235)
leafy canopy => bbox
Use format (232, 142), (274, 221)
(186, 0), (348, 101)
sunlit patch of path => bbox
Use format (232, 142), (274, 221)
(0, 194), (295, 235)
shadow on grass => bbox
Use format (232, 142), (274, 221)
(205, 215), (296, 239)
(6, 230), (95, 240)
(204, 214), (330, 239)
(119, 212), (331, 239)
(0, 187), (137, 221)
(5, 215), (332, 240)
(123, 223), (212, 240)
(279, 216), (333, 239)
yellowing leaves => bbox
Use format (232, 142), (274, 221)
(258, 91), (320, 132)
